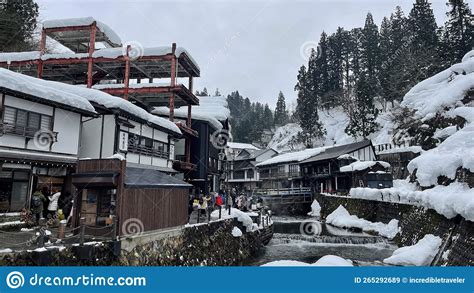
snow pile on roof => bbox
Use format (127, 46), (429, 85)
(0, 51), (40, 63)
(210, 208), (254, 231)
(326, 205), (399, 239)
(408, 122), (474, 187)
(226, 142), (260, 150)
(307, 200), (321, 217)
(383, 234), (442, 266)
(256, 146), (328, 167)
(376, 146), (423, 155)
(262, 255), (353, 267)
(91, 46), (199, 69)
(153, 96), (229, 130)
(0, 68), (96, 114)
(401, 50), (474, 121)
(43, 17), (122, 46)
(231, 227), (243, 237)
(339, 160), (390, 172)
(350, 180), (474, 221)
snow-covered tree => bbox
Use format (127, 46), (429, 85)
(406, 0), (440, 81)
(345, 74), (379, 138)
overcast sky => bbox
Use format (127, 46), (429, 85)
(36, 0), (452, 109)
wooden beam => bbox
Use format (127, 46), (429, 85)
(87, 23), (97, 88)
(124, 45), (131, 101)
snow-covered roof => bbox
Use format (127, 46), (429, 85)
(376, 146), (423, 155)
(0, 68), (96, 115)
(256, 146), (328, 167)
(0, 46), (199, 71)
(42, 17), (122, 46)
(226, 142), (260, 151)
(401, 50), (474, 121)
(152, 96), (229, 130)
(0, 51), (40, 63)
(339, 160), (390, 173)
(0, 69), (179, 134)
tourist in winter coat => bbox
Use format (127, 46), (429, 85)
(31, 189), (46, 225)
(47, 189), (61, 219)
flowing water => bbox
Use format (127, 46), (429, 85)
(246, 217), (397, 266)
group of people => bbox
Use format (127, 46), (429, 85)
(30, 186), (70, 225)
(188, 189), (231, 220)
(188, 188), (264, 221)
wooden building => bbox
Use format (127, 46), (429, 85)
(0, 69), (97, 212)
(72, 158), (190, 236)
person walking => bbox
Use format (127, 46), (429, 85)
(47, 189), (61, 219)
(31, 188), (46, 225)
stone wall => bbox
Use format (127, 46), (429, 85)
(0, 219), (273, 266)
(314, 194), (474, 266)
(119, 218), (272, 266)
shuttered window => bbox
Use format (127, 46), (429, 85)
(2, 106), (53, 130)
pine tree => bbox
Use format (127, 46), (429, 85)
(0, 0), (39, 51)
(406, 0), (440, 82)
(274, 91), (289, 126)
(345, 74), (379, 138)
(379, 16), (392, 107)
(361, 13), (380, 90)
(295, 64), (325, 147)
(214, 88), (221, 96)
(439, 0), (473, 66)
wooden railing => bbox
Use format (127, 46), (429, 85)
(127, 144), (169, 159)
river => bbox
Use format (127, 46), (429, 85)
(246, 217), (397, 266)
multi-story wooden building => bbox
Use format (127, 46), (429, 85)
(0, 68), (97, 212)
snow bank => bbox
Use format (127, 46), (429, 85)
(256, 146), (328, 167)
(350, 181), (474, 221)
(326, 205), (399, 239)
(267, 123), (304, 152)
(210, 208), (254, 231)
(231, 227), (243, 237)
(307, 200), (321, 217)
(153, 96), (229, 130)
(0, 68), (96, 114)
(313, 255), (353, 266)
(383, 234), (442, 266)
(407, 122), (474, 187)
(0, 248), (13, 254)
(339, 160), (390, 172)
(401, 54), (474, 120)
(262, 255), (353, 267)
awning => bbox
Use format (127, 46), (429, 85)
(124, 167), (192, 189)
(72, 172), (119, 188)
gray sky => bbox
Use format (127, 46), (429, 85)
(36, 0), (451, 108)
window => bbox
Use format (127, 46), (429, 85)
(127, 132), (170, 159)
(2, 106), (53, 137)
